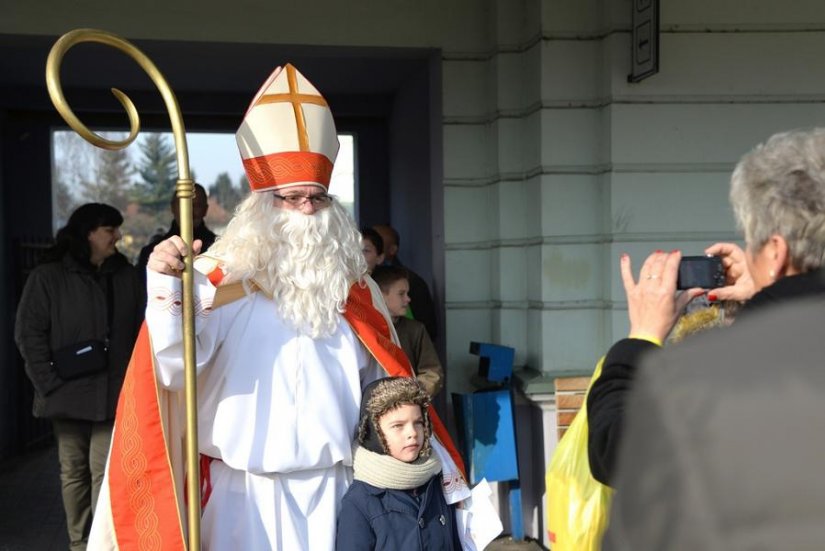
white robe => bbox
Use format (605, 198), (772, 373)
(145, 270), (386, 550)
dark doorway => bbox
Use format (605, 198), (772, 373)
(0, 33), (444, 459)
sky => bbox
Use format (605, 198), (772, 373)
(187, 132), (246, 187)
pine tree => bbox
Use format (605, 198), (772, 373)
(135, 133), (177, 214)
(209, 171), (244, 215)
(236, 173), (250, 205)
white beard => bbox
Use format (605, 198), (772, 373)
(207, 193), (367, 338)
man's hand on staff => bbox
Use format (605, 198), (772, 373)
(147, 236), (202, 277)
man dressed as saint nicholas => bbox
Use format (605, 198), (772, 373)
(88, 64), (468, 550)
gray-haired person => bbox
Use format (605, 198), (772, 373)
(595, 128), (825, 550)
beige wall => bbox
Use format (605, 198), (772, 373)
(444, 0), (825, 393)
(6, 0), (825, 389)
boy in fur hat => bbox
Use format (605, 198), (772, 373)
(336, 377), (462, 550)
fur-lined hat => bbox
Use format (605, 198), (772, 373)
(357, 377), (432, 458)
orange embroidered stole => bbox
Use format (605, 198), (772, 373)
(107, 324), (186, 549)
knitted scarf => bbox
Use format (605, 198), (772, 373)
(352, 445), (443, 490)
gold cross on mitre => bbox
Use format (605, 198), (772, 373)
(253, 64), (328, 152)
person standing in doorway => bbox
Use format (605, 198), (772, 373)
(136, 182), (216, 283)
(361, 227), (385, 274)
(15, 203), (144, 550)
(372, 224), (438, 341)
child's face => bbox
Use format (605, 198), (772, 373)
(361, 238), (384, 273)
(381, 279), (410, 317)
(378, 403), (425, 462)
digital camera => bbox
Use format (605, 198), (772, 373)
(677, 255), (725, 290)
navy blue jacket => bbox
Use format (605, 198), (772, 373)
(336, 474), (461, 551)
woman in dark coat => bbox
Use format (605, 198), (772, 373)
(585, 128), (825, 551)
(588, 128), (825, 488)
(15, 203), (144, 551)
(336, 377), (462, 551)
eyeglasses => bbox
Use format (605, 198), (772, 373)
(272, 193), (333, 207)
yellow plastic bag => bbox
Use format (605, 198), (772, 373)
(546, 358), (613, 550)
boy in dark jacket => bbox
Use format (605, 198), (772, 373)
(336, 377), (461, 551)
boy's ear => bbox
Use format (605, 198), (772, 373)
(377, 253), (385, 264)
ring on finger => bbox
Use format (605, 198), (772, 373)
(645, 274), (659, 280)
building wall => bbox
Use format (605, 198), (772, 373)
(442, 0), (825, 539)
(444, 0), (825, 393)
(5, 0), (825, 538)
(9, 0), (825, 385)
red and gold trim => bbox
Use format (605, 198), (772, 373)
(243, 151), (333, 192)
(107, 324), (185, 550)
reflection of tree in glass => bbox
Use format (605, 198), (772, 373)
(50, 131), (175, 262)
(51, 130), (260, 261)
(53, 179), (76, 230)
(120, 207), (170, 263)
(79, 147), (134, 212)
(209, 172), (243, 215)
(206, 172), (249, 231)
(52, 131), (118, 228)
(134, 133), (176, 215)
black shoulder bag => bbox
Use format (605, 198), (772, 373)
(52, 274), (113, 380)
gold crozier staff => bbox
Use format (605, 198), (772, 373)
(46, 28), (201, 550)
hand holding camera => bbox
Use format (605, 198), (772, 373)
(621, 244), (754, 342)
(621, 250), (705, 343)
(703, 242), (757, 301)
